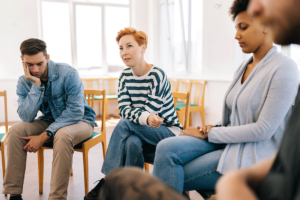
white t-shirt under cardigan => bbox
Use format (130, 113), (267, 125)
(209, 47), (299, 174)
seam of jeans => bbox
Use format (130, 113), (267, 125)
(119, 143), (125, 167)
(133, 147), (143, 165)
(184, 170), (219, 183)
(174, 147), (212, 157)
(167, 147), (213, 170)
(171, 159), (175, 190)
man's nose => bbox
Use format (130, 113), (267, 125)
(32, 65), (40, 72)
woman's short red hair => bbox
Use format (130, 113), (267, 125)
(116, 27), (148, 47)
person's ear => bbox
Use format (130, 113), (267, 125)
(142, 44), (146, 54)
(46, 54), (50, 62)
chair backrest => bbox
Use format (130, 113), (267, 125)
(189, 80), (206, 106)
(172, 92), (191, 130)
(102, 78), (119, 95)
(177, 79), (190, 103)
(0, 91), (8, 134)
(84, 89), (106, 133)
(81, 78), (100, 90)
(168, 78), (178, 92)
(177, 79), (190, 93)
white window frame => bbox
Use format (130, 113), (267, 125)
(39, 0), (131, 75)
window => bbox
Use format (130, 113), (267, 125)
(159, 0), (203, 75)
(105, 6), (130, 72)
(40, 0), (130, 74)
(75, 5), (102, 70)
(290, 44), (300, 69)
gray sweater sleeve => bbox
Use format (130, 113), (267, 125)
(208, 62), (299, 144)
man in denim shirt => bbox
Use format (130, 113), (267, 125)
(2, 38), (97, 200)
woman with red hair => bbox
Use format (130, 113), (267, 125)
(85, 27), (182, 200)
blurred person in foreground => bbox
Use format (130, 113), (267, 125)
(215, 0), (300, 199)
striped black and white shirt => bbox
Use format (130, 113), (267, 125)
(118, 66), (183, 135)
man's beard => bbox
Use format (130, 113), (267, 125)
(273, 24), (300, 45)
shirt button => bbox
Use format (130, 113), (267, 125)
(54, 110), (56, 112)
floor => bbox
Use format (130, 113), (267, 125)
(0, 117), (204, 200)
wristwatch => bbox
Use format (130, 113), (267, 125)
(46, 130), (53, 137)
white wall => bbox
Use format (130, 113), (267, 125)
(0, 0), (39, 122)
(0, 0), (39, 80)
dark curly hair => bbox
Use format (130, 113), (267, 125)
(229, 0), (250, 21)
(20, 38), (47, 57)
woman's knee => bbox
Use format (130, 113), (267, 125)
(156, 137), (183, 156)
(125, 135), (142, 150)
(117, 118), (131, 127)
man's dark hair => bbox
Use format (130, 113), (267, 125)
(229, 0), (250, 21)
(20, 38), (47, 57)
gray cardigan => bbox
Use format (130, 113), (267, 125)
(208, 47), (299, 174)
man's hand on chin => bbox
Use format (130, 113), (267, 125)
(22, 61), (41, 87)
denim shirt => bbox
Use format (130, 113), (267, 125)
(16, 60), (97, 135)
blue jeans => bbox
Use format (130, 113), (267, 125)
(102, 119), (175, 175)
(152, 136), (225, 193)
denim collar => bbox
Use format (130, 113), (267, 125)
(47, 60), (58, 82)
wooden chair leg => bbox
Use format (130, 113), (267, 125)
(98, 100), (101, 117)
(200, 109), (205, 125)
(1, 144), (6, 180)
(106, 99), (109, 119)
(102, 141), (107, 158)
(71, 167), (73, 176)
(179, 110), (185, 127)
(83, 148), (89, 195)
(186, 191), (190, 196)
(38, 149), (44, 194)
(144, 163), (150, 173)
(189, 112), (192, 127)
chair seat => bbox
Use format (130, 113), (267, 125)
(0, 133), (5, 144)
(176, 104), (199, 111)
(144, 152), (155, 163)
(93, 95), (118, 100)
(143, 143), (156, 163)
(43, 132), (100, 149)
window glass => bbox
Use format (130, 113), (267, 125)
(168, 0), (186, 72)
(105, 6), (130, 73)
(76, 0), (129, 4)
(291, 44), (300, 69)
(159, 3), (172, 72)
(190, 0), (203, 74)
(75, 5), (102, 69)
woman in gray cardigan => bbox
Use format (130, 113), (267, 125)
(152, 0), (299, 195)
